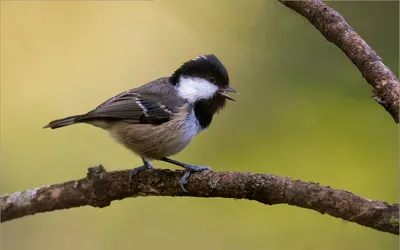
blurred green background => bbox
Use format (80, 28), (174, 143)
(1, 1), (398, 250)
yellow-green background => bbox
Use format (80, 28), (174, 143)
(1, 1), (398, 250)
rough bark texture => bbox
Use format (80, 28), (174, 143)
(1, 166), (398, 235)
(279, 0), (400, 123)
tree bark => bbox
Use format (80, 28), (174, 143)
(1, 166), (398, 235)
(279, 0), (400, 123)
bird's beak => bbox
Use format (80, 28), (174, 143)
(218, 86), (239, 101)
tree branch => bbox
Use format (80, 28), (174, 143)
(279, 0), (400, 123)
(1, 166), (398, 235)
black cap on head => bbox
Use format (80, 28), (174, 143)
(170, 54), (230, 88)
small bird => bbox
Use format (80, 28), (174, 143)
(44, 54), (238, 191)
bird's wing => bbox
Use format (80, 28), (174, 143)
(76, 79), (185, 125)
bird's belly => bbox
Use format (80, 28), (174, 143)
(109, 111), (201, 159)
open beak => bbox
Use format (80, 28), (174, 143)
(218, 86), (239, 101)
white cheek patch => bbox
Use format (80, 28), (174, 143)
(176, 76), (218, 103)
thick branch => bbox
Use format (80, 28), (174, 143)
(1, 166), (398, 235)
(279, 0), (400, 123)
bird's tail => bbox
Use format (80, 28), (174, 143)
(43, 115), (82, 129)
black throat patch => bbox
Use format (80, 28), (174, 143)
(193, 96), (226, 129)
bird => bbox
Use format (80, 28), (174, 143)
(44, 54), (238, 191)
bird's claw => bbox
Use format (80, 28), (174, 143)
(129, 163), (155, 181)
(180, 165), (212, 192)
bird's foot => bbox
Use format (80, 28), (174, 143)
(180, 165), (212, 192)
(129, 161), (156, 181)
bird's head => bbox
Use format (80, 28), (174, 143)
(170, 54), (238, 106)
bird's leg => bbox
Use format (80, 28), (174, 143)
(161, 157), (212, 192)
(129, 157), (156, 180)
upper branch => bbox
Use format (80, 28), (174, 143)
(279, 0), (400, 123)
(1, 166), (398, 235)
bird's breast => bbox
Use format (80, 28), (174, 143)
(109, 105), (202, 159)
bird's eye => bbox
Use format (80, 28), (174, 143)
(208, 75), (216, 83)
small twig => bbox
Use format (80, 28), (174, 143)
(1, 166), (398, 235)
(279, 0), (400, 123)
